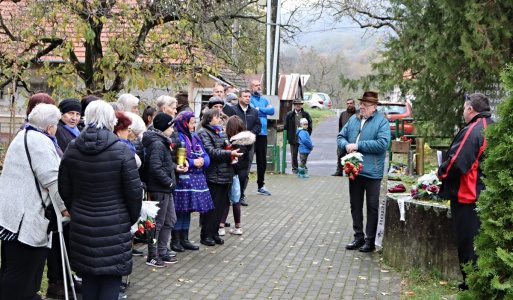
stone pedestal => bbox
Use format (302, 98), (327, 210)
(382, 195), (462, 281)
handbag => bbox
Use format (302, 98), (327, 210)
(228, 175), (241, 204)
(24, 130), (58, 233)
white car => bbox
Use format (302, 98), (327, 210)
(304, 92), (332, 110)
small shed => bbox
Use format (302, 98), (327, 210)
(277, 73), (309, 125)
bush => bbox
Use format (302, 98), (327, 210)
(459, 65), (513, 298)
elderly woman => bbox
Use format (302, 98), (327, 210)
(125, 112), (146, 165)
(58, 100), (142, 300)
(156, 95), (178, 117)
(18, 93), (57, 133)
(197, 109), (242, 246)
(117, 93), (140, 114)
(0, 103), (68, 299)
(172, 111), (213, 251)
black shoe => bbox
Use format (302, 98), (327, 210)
(331, 172), (343, 176)
(240, 199), (249, 206)
(345, 238), (365, 250)
(170, 230), (185, 252)
(132, 248), (144, 256)
(224, 222), (231, 227)
(200, 237), (215, 246)
(359, 240), (376, 252)
(212, 236), (224, 245)
(180, 230), (199, 250)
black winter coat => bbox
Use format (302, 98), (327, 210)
(142, 129), (177, 193)
(231, 131), (256, 173)
(231, 104), (262, 136)
(55, 120), (77, 153)
(197, 124), (233, 184)
(58, 127), (142, 277)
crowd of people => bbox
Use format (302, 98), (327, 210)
(0, 81), (275, 300)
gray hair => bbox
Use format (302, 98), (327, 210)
(125, 112), (146, 135)
(466, 93), (490, 113)
(156, 95), (177, 111)
(85, 100), (117, 131)
(117, 93), (139, 113)
(110, 102), (124, 112)
(28, 103), (61, 131)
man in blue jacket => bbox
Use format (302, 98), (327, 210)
(250, 80), (275, 195)
(337, 91), (390, 252)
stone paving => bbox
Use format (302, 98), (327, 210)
(126, 116), (402, 299)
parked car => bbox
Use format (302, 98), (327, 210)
(377, 101), (414, 137)
(304, 92), (332, 110)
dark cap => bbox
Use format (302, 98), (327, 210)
(175, 90), (188, 105)
(59, 98), (82, 114)
(208, 96), (224, 108)
(153, 112), (174, 131)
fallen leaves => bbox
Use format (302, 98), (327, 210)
(405, 291), (415, 296)
(358, 276), (367, 280)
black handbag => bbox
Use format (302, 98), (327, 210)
(24, 130), (58, 233)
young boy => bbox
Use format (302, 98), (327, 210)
(296, 118), (314, 178)
(142, 113), (187, 267)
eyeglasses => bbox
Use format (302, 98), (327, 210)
(360, 103), (374, 107)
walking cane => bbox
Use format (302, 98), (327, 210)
(51, 197), (77, 300)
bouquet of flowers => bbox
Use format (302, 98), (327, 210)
(410, 171), (442, 201)
(398, 135), (413, 142)
(341, 152), (364, 180)
(135, 216), (157, 245)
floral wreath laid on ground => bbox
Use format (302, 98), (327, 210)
(341, 152), (364, 180)
(410, 171), (443, 201)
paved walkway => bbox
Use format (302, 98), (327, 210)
(126, 117), (402, 299)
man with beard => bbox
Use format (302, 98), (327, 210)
(333, 98), (357, 176)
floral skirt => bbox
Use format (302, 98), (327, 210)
(173, 171), (214, 213)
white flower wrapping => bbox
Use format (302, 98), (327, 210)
(417, 171), (439, 186)
(130, 201), (160, 234)
(341, 152), (364, 164)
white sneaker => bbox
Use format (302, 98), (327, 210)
(218, 227), (226, 236)
(229, 227), (243, 235)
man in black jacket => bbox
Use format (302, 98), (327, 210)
(284, 99), (312, 174)
(333, 98), (357, 176)
(231, 88), (261, 206)
(437, 93), (494, 291)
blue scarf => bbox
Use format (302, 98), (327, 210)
(118, 138), (136, 155)
(25, 125), (62, 154)
(63, 124), (80, 138)
(211, 125), (223, 137)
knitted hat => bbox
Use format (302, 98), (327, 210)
(208, 96), (224, 108)
(226, 93), (238, 102)
(300, 118), (308, 126)
(175, 90), (188, 105)
(153, 112), (174, 131)
(59, 98), (82, 114)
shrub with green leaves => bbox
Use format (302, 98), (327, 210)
(459, 65), (513, 299)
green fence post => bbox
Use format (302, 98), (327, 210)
(282, 130), (287, 173)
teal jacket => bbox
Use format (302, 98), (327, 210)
(337, 110), (390, 179)
(250, 92), (275, 136)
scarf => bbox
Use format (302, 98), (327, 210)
(211, 125), (223, 137)
(25, 124), (63, 157)
(118, 138), (136, 155)
(174, 111), (204, 158)
(63, 124), (80, 138)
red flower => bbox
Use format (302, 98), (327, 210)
(145, 220), (153, 228)
(170, 142), (174, 149)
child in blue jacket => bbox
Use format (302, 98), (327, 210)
(297, 118), (314, 178)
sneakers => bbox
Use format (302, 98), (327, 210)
(146, 256), (167, 268)
(257, 186), (271, 196)
(159, 254), (178, 264)
(132, 248), (144, 256)
(218, 227), (226, 236)
(229, 227), (243, 235)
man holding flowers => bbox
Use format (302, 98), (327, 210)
(337, 91), (390, 252)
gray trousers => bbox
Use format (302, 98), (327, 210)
(335, 146), (344, 174)
(290, 143), (299, 171)
(148, 192), (177, 257)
